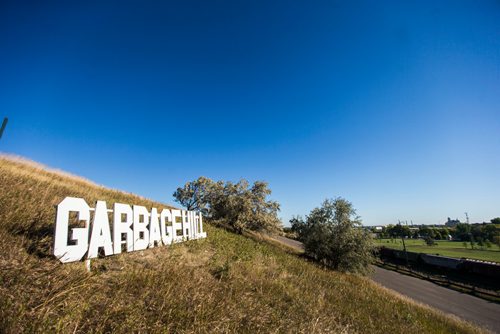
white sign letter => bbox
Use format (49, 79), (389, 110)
(113, 203), (133, 254)
(160, 209), (173, 245)
(133, 205), (150, 251)
(54, 197), (90, 263)
(88, 201), (113, 258)
(149, 208), (162, 247)
(171, 209), (183, 243)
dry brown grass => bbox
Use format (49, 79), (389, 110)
(0, 155), (487, 333)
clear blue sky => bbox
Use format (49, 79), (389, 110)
(1, 1), (499, 226)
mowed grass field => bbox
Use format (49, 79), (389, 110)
(375, 239), (500, 263)
(0, 155), (486, 333)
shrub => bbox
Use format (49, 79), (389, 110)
(291, 198), (374, 274)
(424, 236), (437, 246)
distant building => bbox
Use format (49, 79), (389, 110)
(364, 226), (384, 238)
(445, 217), (461, 227)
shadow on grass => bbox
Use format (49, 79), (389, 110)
(10, 211), (54, 259)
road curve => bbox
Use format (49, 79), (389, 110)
(272, 235), (500, 333)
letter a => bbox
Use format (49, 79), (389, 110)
(88, 201), (113, 258)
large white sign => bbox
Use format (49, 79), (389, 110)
(54, 197), (206, 263)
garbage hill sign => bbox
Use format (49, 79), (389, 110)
(54, 197), (206, 263)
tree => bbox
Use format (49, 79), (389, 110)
(433, 229), (443, 240)
(290, 216), (305, 236)
(210, 180), (282, 233)
(483, 224), (499, 242)
(454, 223), (471, 241)
(385, 224), (395, 239)
(291, 198), (374, 274)
(471, 225), (482, 240)
(386, 224), (410, 238)
(173, 176), (215, 213)
(395, 224), (411, 238)
(173, 177), (282, 234)
(491, 217), (500, 225)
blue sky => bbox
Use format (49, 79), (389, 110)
(1, 1), (499, 226)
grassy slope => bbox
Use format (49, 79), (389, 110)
(375, 239), (500, 263)
(0, 156), (485, 333)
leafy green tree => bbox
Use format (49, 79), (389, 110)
(290, 216), (305, 236)
(174, 177), (282, 234)
(210, 180), (282, 233)
(419, 226), (436, 239)
(434, 229), (444, 240)
(454, 223), (471, 241)
(385, 224), (395, 238)
(396, 224), (411, 238)
(386, 224), (411, 238)
(483, 224), (499, 242)
(471, 225), (483, 240)
(173, 176), (215, 213)
(292, 198), (374, 274)
(491, 217), (500, 224)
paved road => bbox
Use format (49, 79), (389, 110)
(371, 266), (500, 332)
(273, 236), (500, 332)
(273, 235), (304, 250)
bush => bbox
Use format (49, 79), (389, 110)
(424, 236), (436, 246)
(291, 198), (374, 274)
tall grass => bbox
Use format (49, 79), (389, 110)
(0, 155), (485, 333)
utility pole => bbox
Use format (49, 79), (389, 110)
(0, 117), (7, 140)
(465, 212), (474, 249)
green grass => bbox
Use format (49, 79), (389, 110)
(375, 238), (500, 263)
(0, 155), (485, 333)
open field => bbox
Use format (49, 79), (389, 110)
(0, 155), (486, 333)
(375, 239), (500, 263)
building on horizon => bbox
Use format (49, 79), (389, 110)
(445, 217), (461, 227)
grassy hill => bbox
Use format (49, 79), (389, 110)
(0, 155), (485, 333)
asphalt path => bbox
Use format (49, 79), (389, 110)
(273, 236), (500, 332)
(371, 266), (500, 332)
(273, 235), (304, 250)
